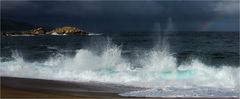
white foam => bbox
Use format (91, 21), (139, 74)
(88, 33), (102, 36)
(1, 42), (239, 87)
(119, 87), (240, 97)
(0, 38), (239, 97)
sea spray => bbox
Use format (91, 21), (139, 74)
(0, 39), (239, 88)
(0, 37), (239, 97)
(1, 18), (239, 97)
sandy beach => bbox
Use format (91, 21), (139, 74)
(1, 76), (124, 98)
(1, 76), (238, 99)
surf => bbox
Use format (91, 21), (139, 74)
(1, 38), (239, 88)
(1, 18), (239, 97)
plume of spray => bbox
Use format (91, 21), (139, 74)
(153, 17), (175, 51)
(145, 17), (177, 72)
(164, 17), (176, 35)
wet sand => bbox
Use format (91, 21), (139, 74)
(1, 76), (238, 99)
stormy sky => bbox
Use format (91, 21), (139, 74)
(1, 0), (239, 32)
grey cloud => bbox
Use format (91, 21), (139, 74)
(1, 1), (239, 32)
(213, 1), (239, 15)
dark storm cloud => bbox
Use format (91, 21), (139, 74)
(1, 1), (239, 32)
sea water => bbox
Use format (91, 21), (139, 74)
(1, 27), (239, 97)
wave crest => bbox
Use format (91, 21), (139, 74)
(1, 39), (239, 90)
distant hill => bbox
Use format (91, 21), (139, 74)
(1, 19), (36, 32)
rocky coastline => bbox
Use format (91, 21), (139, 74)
(1, 26), (89, 36)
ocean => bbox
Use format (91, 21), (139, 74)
(1, 31), (239, 97)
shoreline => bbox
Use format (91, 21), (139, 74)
(1, 76), (239, 99)
(1, 76), (123, 98)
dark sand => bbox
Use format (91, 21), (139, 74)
(1, 76), (238, 99)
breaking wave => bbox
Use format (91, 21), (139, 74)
(1, 18), (239, 97)
(0, 39), (239, 86)
(0, 38), (239, 97)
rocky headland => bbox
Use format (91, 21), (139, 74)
(1, 26), (89, 36)
(48, 26), (88, 35)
